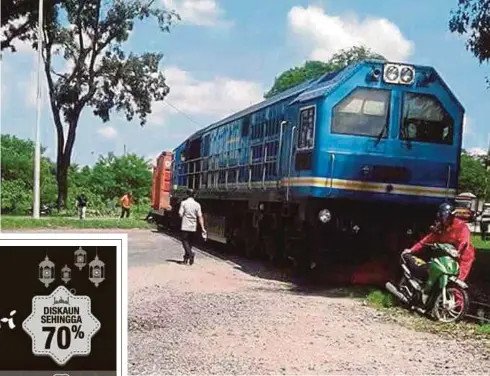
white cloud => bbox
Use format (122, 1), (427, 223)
(287, 5), (414, 62)
(146, 151), (163, 167)
(467, 147), (488, 157)
(20, 70), (49, 109)
(161, 0), (231, 27)
(97, 126), (117, 139)
(147, 66), (264, 126)
(43, 147), (57, 162)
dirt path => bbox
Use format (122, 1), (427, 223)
(127, 230), (490, 375)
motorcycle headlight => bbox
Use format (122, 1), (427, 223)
(318, 209), (332, 223)
(400, 66), (414, 84)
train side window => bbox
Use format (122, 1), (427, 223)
(332, 88), (390, 138)
(242, 116), (250, 137)
(400, 92), (454, 145)
(297, 106), (316, 150)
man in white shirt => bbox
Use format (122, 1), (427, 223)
(178, 189), (207, 265)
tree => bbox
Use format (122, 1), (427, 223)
(264, 46), (386, 98)
(449, 0), (490, 86)
(328, 45), (386, 68)
(0, 135), (57, 213)
(29, 0), (179, 209)
(458, 151), (490, 199)
(1, 133), (154, 215)
(89, 152), (152, 201)
(264, 61), (334, 99)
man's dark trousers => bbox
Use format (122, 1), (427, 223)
(121, 207), (130, 218)
(181, 230), (196, 264)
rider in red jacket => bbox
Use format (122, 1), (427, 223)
(403, 202), (476, 281)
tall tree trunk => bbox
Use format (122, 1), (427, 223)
(54, 113), (79, 210)
(56, 155), (69, 210)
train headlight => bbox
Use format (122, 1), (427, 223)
(400, 66), (415, 84)
(318, 209), (332, 223)
(383, 63), (415, 85)
(383, 64), (399, 82)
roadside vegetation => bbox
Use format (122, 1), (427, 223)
(1, 135), (154, 226)
(473, 236), (490, 251)
(364, 289), (490, 342)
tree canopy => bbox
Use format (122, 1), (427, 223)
(458, 151), (490, 199)
(1, 0), (63, 51)
(264, 46), (386, 99)
(0, 135), (57, 213)
(449, 0), (490, 86)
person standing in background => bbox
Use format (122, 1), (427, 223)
(481, 215), (488, 241)
(120, 192), (132, 218)
(179, 188), (206, 265)
(76, 193), (88, 220)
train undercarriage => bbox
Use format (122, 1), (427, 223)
(151, 195), (437, 284)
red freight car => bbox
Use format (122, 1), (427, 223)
(151, 151), (173, 217)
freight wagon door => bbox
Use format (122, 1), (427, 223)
(154, 152), (173, 211)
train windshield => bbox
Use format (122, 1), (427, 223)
(332, 88), (390, 138)
(400, 92), (454, 145)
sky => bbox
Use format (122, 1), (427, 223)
(1, 0), (489, 167)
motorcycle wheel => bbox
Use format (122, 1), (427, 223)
(431, 286), (469, 323)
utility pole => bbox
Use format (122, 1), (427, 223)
(32, 0), (44, 218)
(484, 132), (490, 203)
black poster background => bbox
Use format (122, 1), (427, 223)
(0, 246), (117, 371)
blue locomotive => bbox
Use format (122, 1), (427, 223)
(152, 59), (464, 272)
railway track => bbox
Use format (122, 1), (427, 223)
(468, 300), (490, 324)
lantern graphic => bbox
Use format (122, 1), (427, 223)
(88, 254), (105, 287)
(74, 246), (87, 270)
(61, 265), (71, 284)
(39, 256), (55, 288)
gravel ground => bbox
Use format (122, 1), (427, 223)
(127, 229), (490, 375)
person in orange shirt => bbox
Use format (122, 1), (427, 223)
(120, 192), (132, 218)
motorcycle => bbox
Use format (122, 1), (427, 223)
(28, 204), (53, 216)
(385, 242), (469, 323)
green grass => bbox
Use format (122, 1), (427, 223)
(365, 289), (395, 308)
(0, 216), (154, 230)
(476, 324), (490, 335)
(472, 235), (490, 251)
